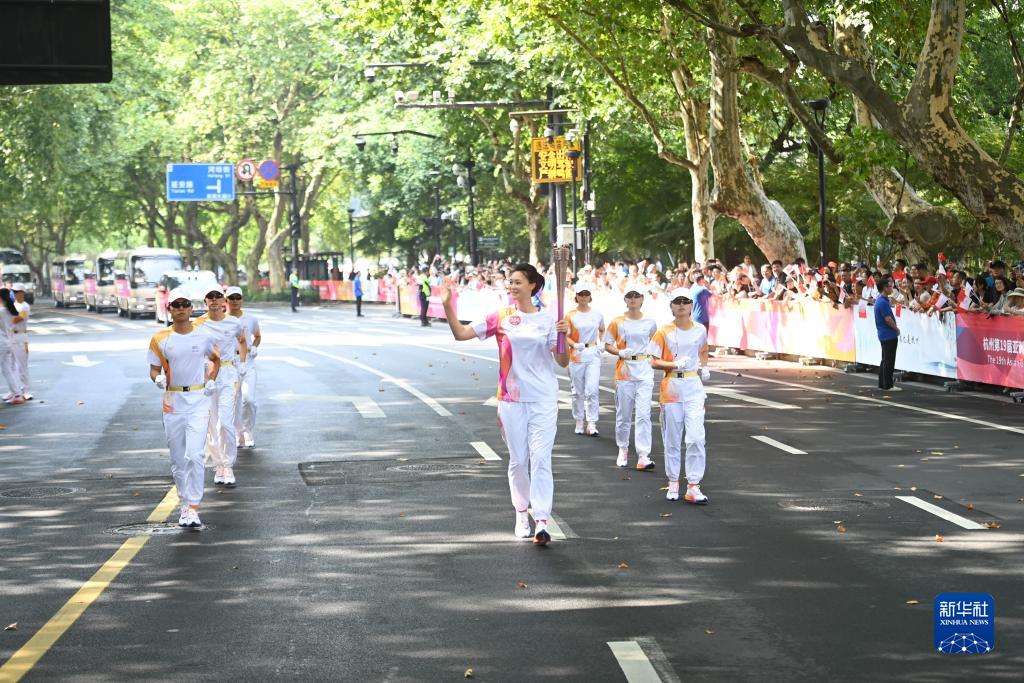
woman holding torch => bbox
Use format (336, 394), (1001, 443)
(441, 264), (570, 546)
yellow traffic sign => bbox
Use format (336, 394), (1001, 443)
(531, 136), (581, 184)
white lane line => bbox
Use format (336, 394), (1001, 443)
(287, 344), (452, 417)
(470, 441), (502, 461)
(706, 386), (797, 410)
(607, 641), (662, 683)
(269, 392), (384, 418)
(896, 496), (986, 530)
(727, 371), (1024, 437)
(88, 324), (114, 331)
(259, 355), (313, 368)
(750, 435), (807, 455)
(343, 396), (386, 419)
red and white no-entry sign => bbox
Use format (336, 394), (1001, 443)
(235, 159), (257, 182)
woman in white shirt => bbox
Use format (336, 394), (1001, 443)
(565, 282), (605, 436)
(441, 264), (570, 546)
(0, 289), (25, 405)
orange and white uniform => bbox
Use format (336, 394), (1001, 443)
(148, 328), (218, 506)
(650, 323), (708, 484)
(193, 314), (245, 470)
(604, 315), (657, 456)
(11, 300), (29, 395)
(471, 306), (558, 522)
(0, 309), (21, 398)
(565, 308), (604, 425)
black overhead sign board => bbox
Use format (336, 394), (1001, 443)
(0, 0), (112, 85)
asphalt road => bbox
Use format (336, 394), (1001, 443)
(0, 300), (1021, 682)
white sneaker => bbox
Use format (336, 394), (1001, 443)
(178, 506), (191, 527)
(514, 510), (531, 539)
(574, 420), (585, 435)
(585, 422), (599, 436)
(1, 392), (12, 401)
(666, 481), (680, 501)
(532, 520), (551, 546)
(222, 467), (236, 488)
(685, 484), (709, 505)
(22, 393), (32, 401)
(186, 508), (203, 528)
(213, 467), (225, 485)
(243, 432), (255, 448)
(616, 448), (628, 468)
(636, 454), (655, 471)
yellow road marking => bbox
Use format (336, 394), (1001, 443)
(0, 486), (179, 682)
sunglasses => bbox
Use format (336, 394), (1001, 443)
(624, 292), (644, 299)
(576, 291), (591, 297)
(671, 297), (693, 305)
(227, 295), (242, 301)
(206, 292), (224, 300)
(169, 300), (192, 309)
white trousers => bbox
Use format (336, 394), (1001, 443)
(11, 338), (27, 393)
(207, 366), (240, 468)
(236, 361), (257, 436)
(569, 357), (601, 423)
(660, 397), (707, 484)
(498, 400), (557, 521)
(0, 344), (20, 396)
(164, 397), (211, 506)
(615, 379), (653, 455)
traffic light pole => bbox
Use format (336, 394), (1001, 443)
(285, 163), (302, 313)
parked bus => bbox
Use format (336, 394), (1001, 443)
(0, 248), (24, 266)
(114, 247), (183, 318)
(51, 254), (88, 307)
(1, 264), (36, 303)
(84, 249), (119, 313)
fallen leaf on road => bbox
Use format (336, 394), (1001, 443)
(231, 565), (239, 570)
(398, 513), (405, 518)
(77, 401), (84, 406)
(897, 464), (906, 468)
(705, 629), (714, 635)
(853, 492), (863, 497)
(0, 424), (5, 430)
(478, 460), (487, 465)
(132, 492), (139, 497)
(983, 521), (1001, 529)
(4, 623), (16, 631)
(659, 486), (669, 491)
(933, 495), (943, 500)
(659, 512), (672, 518)
(931, 451), (944, 455)
(935, 535), (945, 542)
(464, 668), (474, 678)
(516, 581), (528, 589)
(910, 486), (918, 491)
(967, 503), (974, 510)
(621, 475), (630, 481)
(397, 458), (409, 462)
(905, 600), (919, 605)
(617, 562), (629, 569)
(893, 487), (902, 490)
(836, 525), (846, 533)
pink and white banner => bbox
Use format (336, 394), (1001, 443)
(853, 304), (957, 378)
(956, 312), (1024, 388)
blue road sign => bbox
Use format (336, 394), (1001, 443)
(166, 163), (236, 202)
(258, 159), (280, 181)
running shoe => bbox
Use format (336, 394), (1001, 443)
(178, 506), (191, 527)
(23, 393), (32, 401)
(666, 481), (680, 501)
(8, 396), (25, 405)
(222, 467), (236, 488)
(636, 454), (655, 471)
(685, 484), (709, 505)
(574, 420), (584, 434)
(514, 510), (531, 539)
(533, 520), (551, 546)
(1, 392), (12, 401)
(186, 508), (203, 528)
(214, 467), (225, 486)
(616, 448), (628, 468)
(243, 432), (255, 449)
(585, 422), (599, 436)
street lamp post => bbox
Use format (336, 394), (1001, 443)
(429, 170), (442, 261)
(453, 159), (478, 265)
(565, 131), (582, 270)
(807, 98), (830, 267)
(347, 207), (356, 267)
(284, 162), (302, 313)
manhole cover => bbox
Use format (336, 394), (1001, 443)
(778, 498), (888, 512)
(105, 522), (213, 536)
(0, 486), (84, 499)
(387, 463), (475, 474)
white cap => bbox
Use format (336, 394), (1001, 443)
(624, 285), (644, 296)
(203, 283), (225, 297)
(10, 283), (25, 292)
(574, 282), (593, 294)
(668, 287), (692, 300)
(167, 287), (192, 305)
(225, 285), (243, 297)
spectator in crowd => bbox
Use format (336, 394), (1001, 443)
(740, 255), (757, 281)
(985, 276), (1015, 315)
(686, 272), (712, 328)
(1006, 288), (1024, 315)
(758, 264), (776, 297)
(891, 258), (908, 282)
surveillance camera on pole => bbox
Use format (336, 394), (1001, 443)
(363, 67), (376, 83)
(544, 126), (554, 143)
(394, 90), (406, 103)
(354, 135), (366, 152)
(390, 137), (399, 155)
(509, 117), (520, 135)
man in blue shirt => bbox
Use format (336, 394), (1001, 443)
(758, 264), (776, 297)
(874, 277), (900, 390)
(687, 271), (713, 328)
(353, 270), (364, 317)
